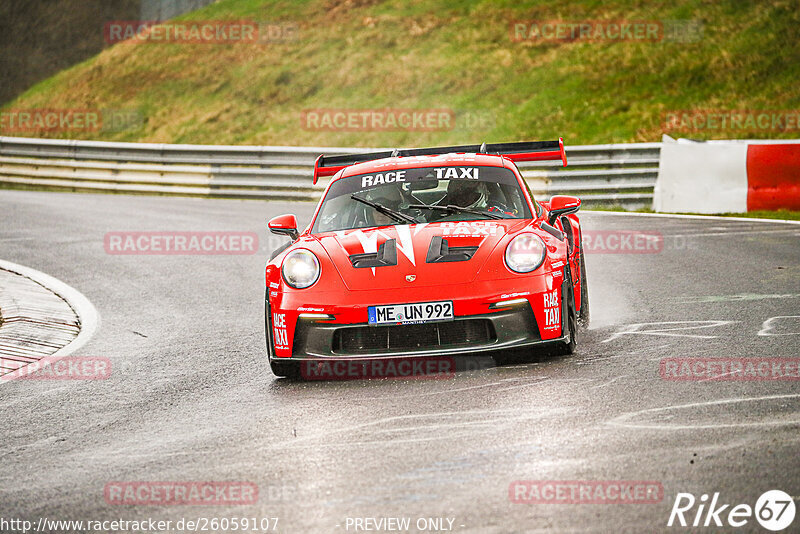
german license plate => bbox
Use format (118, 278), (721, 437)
(368, 301), (454, 325)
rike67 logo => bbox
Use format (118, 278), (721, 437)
(668, 490), (795, 531)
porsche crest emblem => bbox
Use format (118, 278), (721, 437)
(405, 274), (416, 282)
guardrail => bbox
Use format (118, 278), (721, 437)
(0, 136), (659, 208)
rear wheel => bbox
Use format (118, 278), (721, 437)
(577, 239), (590, 330)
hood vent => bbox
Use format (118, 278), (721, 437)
(426, 236), (479, 263)
(349, 239), (398, 268)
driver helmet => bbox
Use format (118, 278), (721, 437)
(446, 180), (488, 209)
(366, 186), (404, 226)
(367, 185), (403, 209)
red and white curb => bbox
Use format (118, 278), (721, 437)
(0, 260), (99, 378)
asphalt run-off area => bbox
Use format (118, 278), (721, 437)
(0, 189), (798, 532)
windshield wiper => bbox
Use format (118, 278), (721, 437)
(408, 204), (504, 220)
(351, 195), (416, 224)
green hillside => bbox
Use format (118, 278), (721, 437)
(0, 0), (139, 104)
(3, 0), (799, 146)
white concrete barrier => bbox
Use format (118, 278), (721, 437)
(654, 136), (800, 213)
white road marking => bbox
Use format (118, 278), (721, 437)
(672, 294), (800, 304)
(758, 316), (800, 336)
(575, 354), (630, 365)
(590, 375), (630, 389)
(355, 381), (506, 401)
(495, 379), (551, 392)
(267, 407), (567, 448)
(656, 229), (800, 238)
(586, 210), (800, 226)
(602, 320), (734, 343)
(607, 393), (800, 430)
(355, 376), (549, 401)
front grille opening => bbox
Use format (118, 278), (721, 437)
(332, 319), (496, 354)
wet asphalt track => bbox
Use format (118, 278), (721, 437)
(1, 189), (799, 533)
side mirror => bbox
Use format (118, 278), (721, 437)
(268, 214), (299, 241)
(547, 195), (581, 225)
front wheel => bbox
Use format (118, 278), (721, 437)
(577, 239), (590, 330)
(266, 291), (300, 379)
(558, 300), (577, 355)
(557, 266), (577, 356)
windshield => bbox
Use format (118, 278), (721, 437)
(312, 165), (532, 233)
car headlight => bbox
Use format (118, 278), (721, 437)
(504, 233), (546, 273)
(282, 249), (320, 289)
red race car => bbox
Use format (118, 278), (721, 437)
(265, 139), (588, 378)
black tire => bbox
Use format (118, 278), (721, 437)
(577, 238), (590, 330)
(559, 300), (577, 356)
(556, 265), (577, 355)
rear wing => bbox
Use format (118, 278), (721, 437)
(312, 138), (567, 184)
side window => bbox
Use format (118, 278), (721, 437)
(317, 195), (354, 232)
(560, 215), (575, 251)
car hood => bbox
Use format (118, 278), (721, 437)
(315, 220), (528, 290)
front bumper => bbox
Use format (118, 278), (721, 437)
(290, 304), (557, 360)
(266, 272), (569, 361)
(268, 303), (569, 363)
